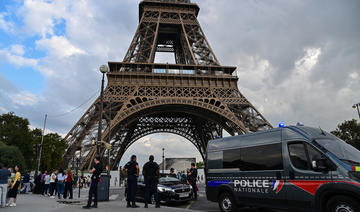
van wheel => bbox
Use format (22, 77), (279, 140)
(218, 192), (238, 212)
(326, 195), (359, 212)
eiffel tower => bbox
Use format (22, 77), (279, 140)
(63, 0), (272, 170)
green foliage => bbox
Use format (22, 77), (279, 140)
(196, 161), (204, 169)
(0, 112), (68, 172)
(36, 133), (68, 172)
(331, 119), (360, 150)
(0, 112), (32, 169)
(0, 144), (26, 171)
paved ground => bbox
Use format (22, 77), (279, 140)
(0, 185), (287, 212)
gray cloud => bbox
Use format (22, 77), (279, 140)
(0, 0), (359, 164)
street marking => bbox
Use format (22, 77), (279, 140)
(109, 194), (119, 200)
(186, 201), (195, 209)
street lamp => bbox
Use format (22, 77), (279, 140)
(97, 64), (109, 155)
(162, 148), (165, 174)
(353, 103), (360, 119)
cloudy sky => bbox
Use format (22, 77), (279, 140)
(0, 0), (359, 167)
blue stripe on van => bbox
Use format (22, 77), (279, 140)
(207, 180), (231, 187)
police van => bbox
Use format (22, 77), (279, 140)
(205, 125), (360, 212)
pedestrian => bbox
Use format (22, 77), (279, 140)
(49, 170), (57, 198)
(7, 165), (21, 207)
(73, 174), (78, 188)
(87, 175), (91, 188)
(44, 171), (51, 196)
(20, 171), (31, 194)
(0, 163), (11, 208)
(188, 163), (198, 200)
(143, 155), (160, 208)
(40, 170), (46, 195)
(33, 172), (41, 194)
(122, 155), (140, 208)
(64, 169), (73, 199)
(83, 156), (102, 209)
(56, 169), (65, 199)
(169, 168), (176, 178)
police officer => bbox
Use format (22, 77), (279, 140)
(83, 156), (103, 209)
(122, 155), (140, 208)
(188, 163), (198, 200)
(142, 155), (160, 208)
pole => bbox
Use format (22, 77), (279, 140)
(78, 147), (82, 198)
(162, 148), (165, 174)
(355, 103), (360, 119)
(97, 73), (106, 155)
(107, 98), (112, 175)
(35, 114), (47, 178)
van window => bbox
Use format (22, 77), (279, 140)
(222, 143), (283, 171)
(240, 143), (283, 171)
(207, 151), (223, 169)
(223, 149), (241, 169)
(288, 142), (323, 170)
(288, 143), (309, 170)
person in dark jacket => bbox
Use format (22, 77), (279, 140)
(83, 156), (103, 209)
(143, 155), (160, 208)
(0, 163), (11, 208)
(188, 163), (198, 200)
(20, 171), (31, 193)
(122, 155), (140, 208)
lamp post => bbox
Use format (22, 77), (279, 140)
(97, 64), (109, 155)
(353, 103), (360, 119)
(162, 148), (165, 174)
(35, 114), (47, 178)
(107, 97), (112, 175)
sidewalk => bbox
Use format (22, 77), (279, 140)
(0, 193), (196, 212)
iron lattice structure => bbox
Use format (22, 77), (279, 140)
(63, 0), (272, 170)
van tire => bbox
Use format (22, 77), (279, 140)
(325, 195), (360, 212)
(218, 192), (238, 212)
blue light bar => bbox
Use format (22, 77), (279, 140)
(278, 122), (285, 128)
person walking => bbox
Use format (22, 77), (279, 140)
(83, 156), (102, 209)
(64, 169), (73, 199)
(0, 163), (10, 208)
(44, 172), (51, 196)
(40, 171), (46, 195)
(20, 171), (31, 194)
(142, 155), (160, 208)
(122, 155), (140, 208)
(56, 169), (65, 199)
(49, 170), (57, 198)
(188, 163), (198, 200)
(7, 165), (21, 207)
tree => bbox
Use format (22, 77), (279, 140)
(196, 161), (204, 169)
(33, 133), (68, 171)
(0, 112), (33, 169)
(0, 144), (26, 171)
(331, 119), (360, 150)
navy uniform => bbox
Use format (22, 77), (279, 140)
(189, 165), (198, 200)
(83, 157), (103, 209)
(123, 155), (139, 208)
(143, 155), (160, 208)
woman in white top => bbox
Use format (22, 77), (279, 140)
(44, 173), (51, 196)
(56, 169), (65, 199)
(49, 170), (57, 198)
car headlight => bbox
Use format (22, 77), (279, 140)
(157, 185), (173, 192)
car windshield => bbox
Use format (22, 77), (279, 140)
(316, 138), (360, 165)
(159, 176), (179, 183)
